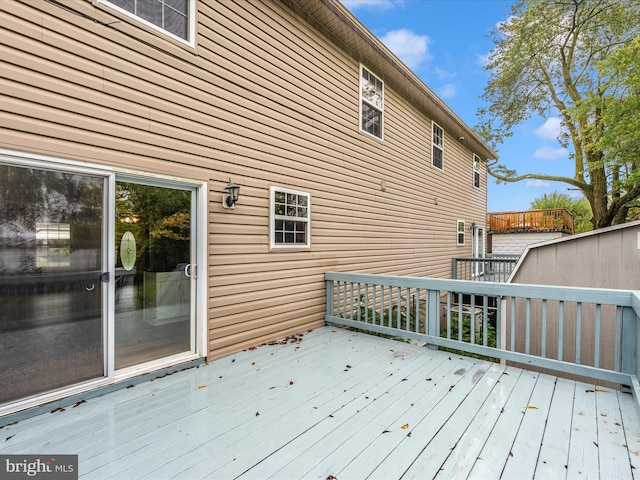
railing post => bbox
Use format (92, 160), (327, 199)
(452, 259), (458, 280)
(620, 305), (637, 375)
(325, 278), (334, 324)
(427, 289), (440, 349)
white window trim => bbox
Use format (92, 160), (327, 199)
(432, 122), (444, 170)
(457, 219), (465, 246)
(359, 65), (384, 141)
(97, 0), (197, 48)
(472, 226), (486, 277)
(269, 186), (311, 250)
(473, 154), (481, 188)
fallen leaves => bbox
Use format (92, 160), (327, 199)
(401, 424), (409, 429)
(523, 405), (538, 410)
(50, 407), (65, 414)
(73, 400), (87, 408)
(5, 435), (15, 442)
(198, 385), (207, 389)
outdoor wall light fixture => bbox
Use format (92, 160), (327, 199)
(222, 178), (240, 209)
(469, 221), (477, 232)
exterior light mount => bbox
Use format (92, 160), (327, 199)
(222, 178), (240, 209)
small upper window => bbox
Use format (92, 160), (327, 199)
(473, 154), (481, 188)
(101, 0), (194, 45)
(432, 122), (444, 170)
(360, 66), (384, 140)
(270, 187), (311, 249)
(457, 220), (465, 245)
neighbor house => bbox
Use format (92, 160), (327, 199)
(0, 0), (496, 416)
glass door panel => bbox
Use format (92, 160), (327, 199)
(0, 165), (105, 404)
(114, 182), (193, 369)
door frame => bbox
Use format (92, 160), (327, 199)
(472, 226), (486, 277)
(0, 149), (207, 416)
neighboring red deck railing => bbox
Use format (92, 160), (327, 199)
(487, 208), (574, 234)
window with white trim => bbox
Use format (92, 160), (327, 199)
(270, 187), (311, 249)
(100, 0), (195, 45)
(432, 122), (444, 169)
(473, 154), (481, 188)
(457, 220), (465, 245)
(360, 66), (384, 140)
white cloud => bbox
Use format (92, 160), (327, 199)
(435, 67), (456, 81)
(526, 179), (551, 188)
(380, 29), (431, 70)
(476, 51), (492, 67)
(534, 146), (568, 160)
(342, 0), (398, 11)
(535, 117), (563, 140)
(437, 83), (457, 99)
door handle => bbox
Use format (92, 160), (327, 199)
(185, 264), (191, 278)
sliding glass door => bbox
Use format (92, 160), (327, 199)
(114, 181), (195, 369)
(0, 159), (200, 410)
(0, 164), (106, 404)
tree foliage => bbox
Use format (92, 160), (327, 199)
(530, 191), (593, 233)
(477, 0), (640, 229)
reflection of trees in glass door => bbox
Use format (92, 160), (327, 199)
(0, 165), (105, 404)
(114, 181), (194, 369)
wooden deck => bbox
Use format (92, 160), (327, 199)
(2, 326), (639, 479)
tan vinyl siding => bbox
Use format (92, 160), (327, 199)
(0, 0), (489, 360)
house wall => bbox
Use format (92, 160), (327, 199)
(490, 232), (568, 255)
(0, 0), (488, 359)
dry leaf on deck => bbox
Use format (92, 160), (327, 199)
(401, 424), (409, 429)
(523, 405), (538, 410)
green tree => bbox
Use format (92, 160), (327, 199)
(477, 0), (640, 229)
(530, 191), (593, 233)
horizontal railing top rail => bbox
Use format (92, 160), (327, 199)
(325, 271), (640, 408)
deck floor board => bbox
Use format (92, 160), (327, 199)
(1, 326), (637, 480)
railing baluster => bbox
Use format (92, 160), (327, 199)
(510, 297), (516, 351)
(615, 306), (622, 372)
(414, 289), (420, 333)
(541, 300), (547, 358)
(576, 302), (582, 365)
(594, 304), (601, 368)
(470, 293), (476, 345)
(396, 286), (401, 329)
(525, 298), (531, 355)
(349, 282), (355, 321)
(446, 291), (452, 339)
(482, 295), (488, 346)
(405, 288), (410, 331)
(458, 292), (463, 342)
(558, 301), (564, 361)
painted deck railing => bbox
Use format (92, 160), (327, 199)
(451, 254), (520, 282)
(325, 272), (640, 395)
(487, 208), (574, 234)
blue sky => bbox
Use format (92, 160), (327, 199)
(343, 0), (578, 212)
